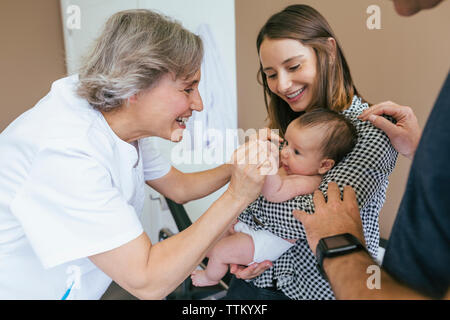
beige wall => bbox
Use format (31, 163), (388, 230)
(235, 0), (450, 239)
(0, 0), (66, 131)
(1, 0), (449, 239)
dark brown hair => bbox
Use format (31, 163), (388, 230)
(292, 109), (357, 164)
(257, 4), (364, 137)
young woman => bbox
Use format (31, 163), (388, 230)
(225, 4), (398, 300)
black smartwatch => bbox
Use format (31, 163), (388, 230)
(316, 233), (367, 281)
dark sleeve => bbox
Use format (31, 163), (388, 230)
(382, 72), (450, 299)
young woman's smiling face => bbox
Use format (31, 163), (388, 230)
(259, 38), (317, 113)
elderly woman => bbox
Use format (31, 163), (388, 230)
(0, 10), (276, 299)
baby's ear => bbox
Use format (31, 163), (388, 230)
(318, 158), (335, 175)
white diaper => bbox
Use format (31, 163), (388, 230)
(234, 221), (295, 265)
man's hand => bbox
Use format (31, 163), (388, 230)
(358, 101), (421, 160)
(293, 182), (365, 255)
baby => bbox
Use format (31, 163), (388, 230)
(191, 109), (357, 287)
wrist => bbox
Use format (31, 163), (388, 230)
(321, 250), (373, 300)
(405, 144), (417, 160)
(316, 233), (367, 281)
(406, 143), (419, 160)
(406, 152), (415, 161)
(225, 163), (233, 182)
(223, 189), (251, 212)
(323, 250), (369, 279)
(407, 126), (421, 160)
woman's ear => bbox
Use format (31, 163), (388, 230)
(327, 37), (337, 64)
(128, 94), (139, 104)
(318, 158), (335, 175)
(125, 92), (142, 108)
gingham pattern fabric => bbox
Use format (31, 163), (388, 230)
(238, 96), (398, 300)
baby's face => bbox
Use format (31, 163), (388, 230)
(280, 123), (327, 176)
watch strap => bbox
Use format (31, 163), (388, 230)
(316, 233), (366, 281)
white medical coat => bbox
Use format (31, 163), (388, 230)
(0, 75), (171, 299)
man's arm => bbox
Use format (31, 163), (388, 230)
(323, 250), (435, 299)
(146, 164), (232, 204)
(293, 182), (447, 300)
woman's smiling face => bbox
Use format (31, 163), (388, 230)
(133, 71), (203, 142)
(259, 38), (318, 113)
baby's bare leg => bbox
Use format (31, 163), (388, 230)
(191, 232), (254, 287)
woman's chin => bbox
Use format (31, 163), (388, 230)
(286, 97), (311, 112)
(170, 136), (183, 143)
(282, 88), (312, 112)
(170, 128), (185, 142)
(289, 102), (308, 113)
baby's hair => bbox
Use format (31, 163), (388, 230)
(292, 109), (357, 164)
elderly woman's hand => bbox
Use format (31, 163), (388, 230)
(245, 128), (282, 176)
(227, 139), (279, 203)
(251, 127), (284, 145)
(225, 130), (280, 279)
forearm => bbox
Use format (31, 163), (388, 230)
(324, 251), (431, 299)
(137, 190), (248, 299)
(261, 174), (283, 200)
(263, 175), (320, 203)
(179, 164), (232, 203)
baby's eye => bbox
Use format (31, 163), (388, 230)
(294, 149), (300, 155)
(184, 88), (193, 94)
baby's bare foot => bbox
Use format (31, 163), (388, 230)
(191, 270), (219, 287)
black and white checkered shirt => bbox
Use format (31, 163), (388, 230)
(238, 96), (398, 300)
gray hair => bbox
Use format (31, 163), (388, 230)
(77, 9), (203, 111)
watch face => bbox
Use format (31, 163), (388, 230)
(324, 236), (351, 248)
(323, 234), (358, 254)
(318, 234), (364, 264)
